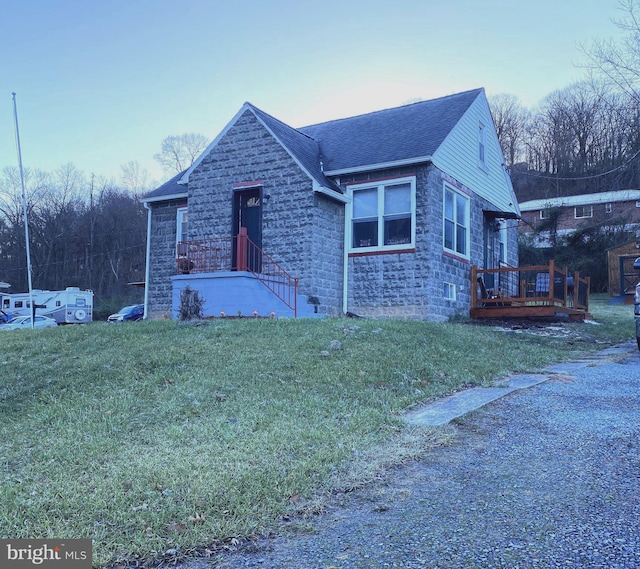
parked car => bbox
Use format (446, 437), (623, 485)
(0, 315), (58, 330)
(107, 304), (144, 323)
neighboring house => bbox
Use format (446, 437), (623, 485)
(141, 88), (520, 321)
(519, 190), (640, 247)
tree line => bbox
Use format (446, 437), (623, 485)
(0, 134), (209, 315)
(0, 164), (147, 314)
(492, 1), (640, 202)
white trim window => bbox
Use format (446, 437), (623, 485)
(539, 209), (548, 220)
(605, 203), (612, 214)
(443, 185), (470, 257)
(574, 205), (593, 219)
(176, 207), (188, 256)
(443, 282), (456, 300)
(348, 177), (416, 252)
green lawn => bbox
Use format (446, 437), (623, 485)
(0, 296), (635, 566)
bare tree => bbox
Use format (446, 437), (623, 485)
(120, 160), (152, 196)
(582, 0), (640, 104)
(488, 93), (529, 167)
(153, 133), (209, 175)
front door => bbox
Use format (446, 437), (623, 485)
(232, 188), (262, 271)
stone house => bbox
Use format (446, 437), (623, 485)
(141, 88), (520, 321)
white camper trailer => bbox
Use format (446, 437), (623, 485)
(0, 287), (93, 324)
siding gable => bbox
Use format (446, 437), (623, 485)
(432, 92), (519, 215)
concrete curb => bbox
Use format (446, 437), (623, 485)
(404, 341), (637, 427)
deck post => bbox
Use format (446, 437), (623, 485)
(471, 265), (477, 311)
(548, 259), (555, 305)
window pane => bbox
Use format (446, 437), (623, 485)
(384, 184), (411, 215)
(384, 216), (411, 245)
(445, 190), (454, 219)
(444, 219), (454, 250)
(456, 194), (467, 224)
(353, 189), (378, 218)
(353, 220), (378, 248)
(456, 225), (467, 255)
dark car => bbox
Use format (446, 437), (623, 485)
(107, 304), (144, 323)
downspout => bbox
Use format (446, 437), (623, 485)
(143, 202), (152, 319)
(342, 197), (350, 315)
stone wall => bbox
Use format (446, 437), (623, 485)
(147, 200), (186, 318)
(159, 109), (346, 316)
(343, 166), (519, 321)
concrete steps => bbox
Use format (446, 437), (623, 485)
(171, 271), (321, 319)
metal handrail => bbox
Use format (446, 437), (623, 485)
(176, 230), (298, 317)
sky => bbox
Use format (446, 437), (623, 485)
(0, 0), (628, 189)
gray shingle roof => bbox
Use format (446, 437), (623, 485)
(144, 88), (482, 200)
(247, 104), (340, 192)
(142, 169), (187, 202)
(300, 88), (482, 173)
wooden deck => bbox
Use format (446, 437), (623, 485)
(471, 261), (591, 321)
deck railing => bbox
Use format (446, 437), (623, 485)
(471, 260), (590, 313)
(176, 228), (298, 317)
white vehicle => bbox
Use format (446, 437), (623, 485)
(0, 315), (58, 330)
(0, 287), (93, 324)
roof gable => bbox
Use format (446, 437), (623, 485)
(300, 89), (483, 173)
(177, 103), (341, 194)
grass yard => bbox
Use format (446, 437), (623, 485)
(0, 295), (635, 567)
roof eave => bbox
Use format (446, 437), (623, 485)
(324, 155), (432, 176)
(140, 191), (188, 204)
(313, 182), (349, 203)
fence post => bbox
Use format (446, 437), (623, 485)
(237, 227), (248, 271)
(548, 259), (555, 304)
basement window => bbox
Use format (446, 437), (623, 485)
(443, 282), (456, 300)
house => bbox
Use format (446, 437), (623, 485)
(519, 190), (640, 247)
(141, 88), (520, 321)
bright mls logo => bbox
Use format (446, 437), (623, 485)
(1, 540), (91, 568)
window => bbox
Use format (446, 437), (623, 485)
(497, 220), (507, 264)
(574, 205), (593, 219)
(349, 177), (415, 251)
(605, 203), (612, 214)
(176, 207), (188, 256)
(443, 185), (470, 257)
(539, 209), (548, 220)
(15, 301), (23, 308)
(478, 123), (487, 169)
(443, 282), (456, 300)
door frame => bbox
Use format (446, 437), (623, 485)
(232, 187), (263, 271)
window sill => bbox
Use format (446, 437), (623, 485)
(349, 247), (416, 258)
(443, 250), (470, 264)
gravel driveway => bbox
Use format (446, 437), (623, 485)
(178, 343), (640, 569)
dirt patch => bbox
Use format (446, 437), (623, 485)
(466, 317), (603, 342)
